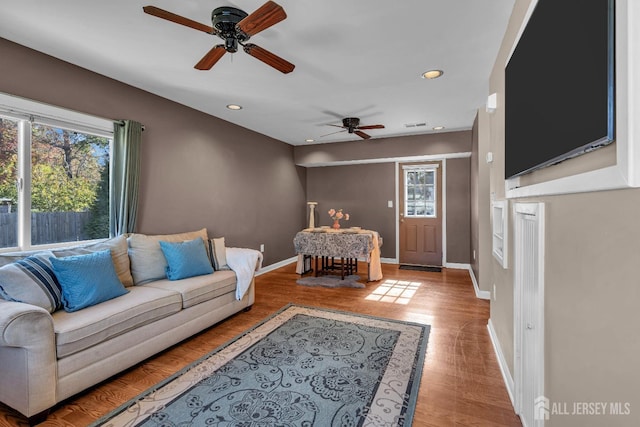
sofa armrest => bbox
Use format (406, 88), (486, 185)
(0, 299), (57, 418)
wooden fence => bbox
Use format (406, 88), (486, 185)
(0, 211), (93, 247)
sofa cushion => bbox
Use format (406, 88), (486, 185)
(159, 237), (213, 280)
(50, 250), (129, 313)
(0, 251), (62, 313)
(53, 285), (182, 358)
(127, 228), (208, 285)
(53, 235), (134, 287)
(144, 270), (237, 309)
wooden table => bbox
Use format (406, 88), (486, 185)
(293, 229), (382, 281)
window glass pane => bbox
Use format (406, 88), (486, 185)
(426, 186), (434, 201)
(425, 202), (435, 216)
(426, 172), (434, 185)
(30, 124), (110, 245)
(0, 117), (18, 248)
(404, 168), (436, 218)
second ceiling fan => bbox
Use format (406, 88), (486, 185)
(143, 1), (295, 74)
(324, 117), (385, 140)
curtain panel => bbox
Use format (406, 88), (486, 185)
(110, 120), (142, 236)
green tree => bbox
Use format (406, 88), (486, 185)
(30, 163), (97, 212)
(0, 117), (18, 205)
(85, 157), (110, 238)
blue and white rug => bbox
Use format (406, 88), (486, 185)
(91, 304), (430, 427)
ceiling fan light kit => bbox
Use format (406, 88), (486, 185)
(143, 1), (294, 73)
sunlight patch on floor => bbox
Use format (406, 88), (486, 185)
(365, 279), (422, 304)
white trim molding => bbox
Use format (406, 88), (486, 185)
(488, 318), (516, 407)
(257, 256), (297, 275)
(464, 265), (491, 300)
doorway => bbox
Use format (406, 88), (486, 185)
(398, 162), (443, 267)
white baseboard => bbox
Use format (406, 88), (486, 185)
(466, 265), (491, 300)
(259, 256), (396, 275)
(487, 318), (515, 407)
(444, 262), (469, 270)
(257, 256), (297, 275)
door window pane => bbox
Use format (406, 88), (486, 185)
(30, 124), (110, 245)
(0, 117), (18, 248)
(404, 168), (436, 218)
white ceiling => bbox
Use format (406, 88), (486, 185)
(0, 0), (514, 145)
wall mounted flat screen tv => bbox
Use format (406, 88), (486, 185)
(505, 0), (615, 180)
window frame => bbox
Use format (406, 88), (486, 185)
(0, 92), (114, 252)
(403, 164), (438, 218)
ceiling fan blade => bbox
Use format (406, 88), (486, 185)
(327, 124), (346, 129)
(143, 6), (216, 34)
(194, 45), (226, 70)
(320, 129), (347, 138)
(243, 43), (295, 74)
(358, 124), (385, 130)
(236, 1), (287, 36)
(354, 131), (372, 140)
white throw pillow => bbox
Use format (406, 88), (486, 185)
(208, 237), (230, 271)
(127, 228), (208, 285)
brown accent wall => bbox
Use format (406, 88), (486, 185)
(306, 163), (396, 258)
(0, 37), (306, 266)
(445, 157), (471, 263)
(305, 155), (472, 264)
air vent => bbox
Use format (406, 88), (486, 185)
(404, 122), (427, 128)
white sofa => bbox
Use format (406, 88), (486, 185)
(0, 228), (261, 424)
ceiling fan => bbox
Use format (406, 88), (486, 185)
(323, 117), (385, 140)
(142, 1), (295, 74)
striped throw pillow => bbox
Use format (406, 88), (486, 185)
(0, 251), (62, 313)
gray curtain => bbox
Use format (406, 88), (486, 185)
(110, 120), (142, 236)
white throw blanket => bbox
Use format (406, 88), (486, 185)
(226, 247), (263, 300)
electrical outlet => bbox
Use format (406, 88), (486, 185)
(473, 249), (476, 261)
(493, 284), (497, 301)
(260, 244), (265, 253)
(388, 200), (393, 208)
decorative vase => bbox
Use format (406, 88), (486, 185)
(332, 219), (341, 229)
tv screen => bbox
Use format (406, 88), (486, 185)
(505, 0), (615, 180)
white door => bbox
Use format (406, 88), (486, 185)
(514, 202), (545, 427)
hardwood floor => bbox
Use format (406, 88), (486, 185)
(0, 262), (522, 426)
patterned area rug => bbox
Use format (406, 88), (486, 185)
(90, 304), (430, 427)
(296, 274), (365, 288)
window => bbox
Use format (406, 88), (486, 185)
(404, 166), (437, 217)
(0, 94), (113, 250)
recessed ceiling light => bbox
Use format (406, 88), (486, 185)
(421, 69), (444, 79)
(432, 126), (445, 130)
(226, 104), (242, 110)
(305, 139), (315, 143)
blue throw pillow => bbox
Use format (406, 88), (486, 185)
(50, 249), (129, 312)
(159, 237), (214, 281)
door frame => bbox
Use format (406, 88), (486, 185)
(394, 159), (447, 264)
